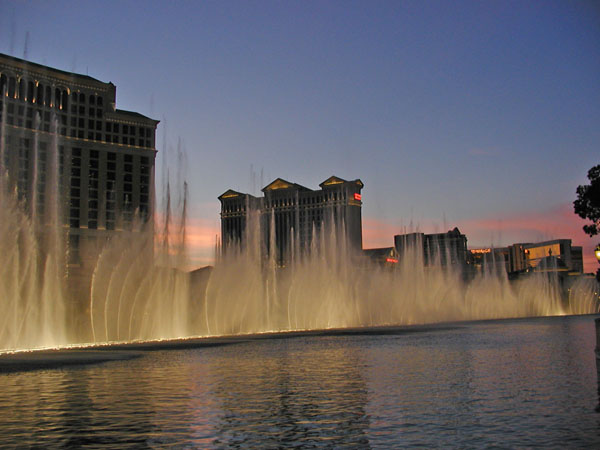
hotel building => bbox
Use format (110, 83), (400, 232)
(0, 53), (158, 269)
(219, 176), (364, 264)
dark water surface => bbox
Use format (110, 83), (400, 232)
(1, 315), (599, 448)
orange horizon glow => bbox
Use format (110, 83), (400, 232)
(179, 202), (598, 273)
(362, 203), (599, 273)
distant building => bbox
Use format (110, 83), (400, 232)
(0, 53), (158, 273)
(508, 243), (530, 273)
(471, 239), (584, 276)
(468, 247), (510, 273)
(219, 176), (363, 264)
(394, 227), (468, 267)
(521, 239), (583, 274)
(363, 247), (399, 267)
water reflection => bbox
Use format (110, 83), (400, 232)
(0, 316), (599, 447)
(206, 338), (371, 448)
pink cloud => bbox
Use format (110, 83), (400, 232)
(153, 213), (219, 269)
(169, 204), (599, 273)
(184, 217), (220, 268)
(362, 218), (403, 248)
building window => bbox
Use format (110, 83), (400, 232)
(61, 90), (68, 110)
(18, 79), (25, 100)
(26, 81), (34, 103)
(36, 84), (44, 105)
(8, 77), (16, 98)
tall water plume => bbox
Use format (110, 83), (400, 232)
(0, 97), (598, 350)
(89, 139), (191, 343)
(201, 205), (600, 336)
(0, 116), (68, 350)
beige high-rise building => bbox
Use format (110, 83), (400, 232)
(0, 52), (158, 288)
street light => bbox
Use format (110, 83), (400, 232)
(596, 244), (600, 283)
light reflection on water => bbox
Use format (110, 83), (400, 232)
(1, 315), (599, 448)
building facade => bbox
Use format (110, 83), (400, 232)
(510, 239), (583, 274)
(469, 239), (584, 276)
(0, 53), (158, 270)
(468, 247), (510, 273)
(219, 176), (363, 264)
(394, 228), (468, 268)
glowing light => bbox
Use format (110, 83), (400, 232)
(470, 248), (491, 254)
(386, 258), (398, 263)
(354, 193), (362, 201)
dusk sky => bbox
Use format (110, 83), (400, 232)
(1, 0), (598, 269)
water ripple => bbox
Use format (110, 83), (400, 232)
(0, 315), (599, 448)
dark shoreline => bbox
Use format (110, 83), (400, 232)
(1, 313), (598, 373)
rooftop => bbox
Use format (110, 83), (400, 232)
(0, 52), (107, 85)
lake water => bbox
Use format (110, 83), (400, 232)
(1, 315), (599, 448)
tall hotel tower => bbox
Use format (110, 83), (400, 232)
(219, 176), (364, 265)
(0, 53), (158, 270)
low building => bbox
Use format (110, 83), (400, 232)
(363, 247), (399, 267)
(507, 239), (583, 275)
(468, 247), (510, 273)
(394, 227), (468, 268)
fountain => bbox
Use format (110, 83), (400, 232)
(0, 112), (599, 353)
(0, 117), (68, 350)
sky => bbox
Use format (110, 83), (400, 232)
(1, 0), (599, 270)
